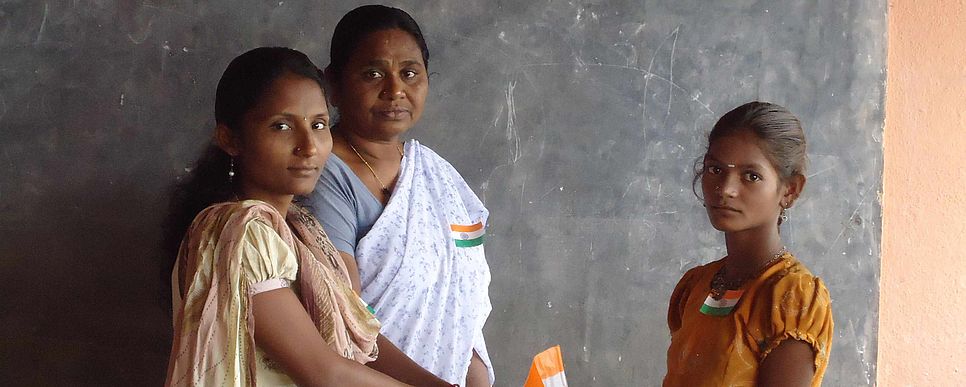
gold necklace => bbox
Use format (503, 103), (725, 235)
(346, 140), (404, 196)
(710, 247), (787, 300)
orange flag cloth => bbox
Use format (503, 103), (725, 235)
(523, 345), (568, 387)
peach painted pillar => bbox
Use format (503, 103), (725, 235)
(879, 0), (966, 385)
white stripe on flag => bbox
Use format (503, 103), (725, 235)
(543, 371), (569, 387)
(702, 294), (740, 309)
(451, 228), (485, 240)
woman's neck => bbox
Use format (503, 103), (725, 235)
(723, 226), (785, 277)
(332, 126), (405, 204)
(336, 127), (403, 160)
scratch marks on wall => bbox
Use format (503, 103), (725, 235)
(127, 18), (155, 44)
(500, 24), (713, 154)
(640, 24), (706, 133)
(34, 2), (49, 46)
(664, 26), (679, 125)
(0, 93), (7, 124)
(825, 184), (877, 259)
(505, 80), (522, 164)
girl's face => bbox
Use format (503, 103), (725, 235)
(221, 72), (332, 206)
(330, 28), (428, 138)
(700, 129), (795, 234)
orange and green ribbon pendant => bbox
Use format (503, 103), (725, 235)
(699, 290), (744, 316)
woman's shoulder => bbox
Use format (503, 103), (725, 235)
(757, 254), (832, 308)
(199, 199), (280, 218)
(762, 254), (828, 290)
(190, 200), (286, 234)
(407, 140), (476, 189)
(753, 253), (834, 368)
(410, 140), (457, 167)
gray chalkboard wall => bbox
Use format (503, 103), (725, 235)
(0, 1), (884, 385)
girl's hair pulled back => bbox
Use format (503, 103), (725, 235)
(707, 101), (807, 180)
(691, 101), (808, 201)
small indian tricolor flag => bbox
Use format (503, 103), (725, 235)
(355, 292), (378, 316)
(699, 289), (744, 316)
(451, 221), (485, 248)
(523, 345), (568, 387)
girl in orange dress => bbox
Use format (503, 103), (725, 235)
(664, 102), (833, 387)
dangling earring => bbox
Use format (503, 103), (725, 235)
(779, 202), (788, 225)
(228, 157), (236, 182)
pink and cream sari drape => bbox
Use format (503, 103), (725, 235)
(165, 200), (380, 386)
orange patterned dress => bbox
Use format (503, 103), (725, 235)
(664, 252), (833, 387)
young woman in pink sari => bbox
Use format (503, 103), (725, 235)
(162, 47), (454, 387)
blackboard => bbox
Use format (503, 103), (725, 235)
(0, 1), (884, 385)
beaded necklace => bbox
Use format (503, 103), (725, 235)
(709, 247), (787, 300)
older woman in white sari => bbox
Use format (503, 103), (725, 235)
(302, 5), (493, 387)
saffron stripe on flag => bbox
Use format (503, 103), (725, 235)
(450, 222), (483, 232)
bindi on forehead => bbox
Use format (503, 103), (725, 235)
(704, 154), (768, 170)
(706, 133), (774, 167)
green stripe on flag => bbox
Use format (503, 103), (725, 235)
(699, 303), (734, 316)
(455, 235), (484, 247)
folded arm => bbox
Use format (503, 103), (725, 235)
(252, 288), (411, 387)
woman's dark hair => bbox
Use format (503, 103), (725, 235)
(161, 47), (324, 305)
(692, 101), (808, 202)
(326, 5), (429, 83)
